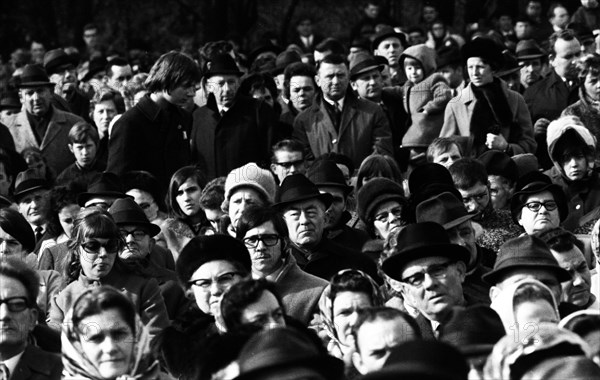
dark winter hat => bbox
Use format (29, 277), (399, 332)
(271, 50), (302, 75)
(306, 160), (352, 195)
(0, 91), (21, 111)
(408, 163), (454, 195)
(13, 169), (50, 202)
(17, 64), (55, 88)
(436, 41), (462, 68)
(357, 178), (406, 224)
(274, 174), (333, 211)
(204, 53), (243, 78)
(43, 48), (76, 75)
(416, 191), (474, 230)
(176, 235), (251, 287)
(77, 172), (128, 207)
(82, 56), (108, 82)
(349, 53), (383, 80)
(248, 44), (282, 66)
(461, 37), (504, 69)
(0, 208), (35, 253)
(509, 171), (568, 223)
(108, 197), (160, 237)
(122, 171), (166, 212)
(381, 222), (470, 281)
(371, 27), (408, 52)
(477, 150), (518, 184)
(481, 234), (571, 285)
(515, 39), (545, 61)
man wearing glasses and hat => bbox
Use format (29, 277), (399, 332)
(5, 64), (84, 176)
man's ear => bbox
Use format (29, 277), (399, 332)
(489, 285), (501, 304)
(350, 81), (358, 92)
(351, 350), (367, 375)
(28, 308), (38, 331)
(314, 74), (320, 87)
(455, 260), (467, 282)
(148, 237), (156, 254)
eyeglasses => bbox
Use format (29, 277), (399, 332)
(80, 239), (120, 254)
(374, 207), (403, 223)
(0, 297), (30, 312)
(243, 234), (280, 248)
(461, 190), (489, 204)
(119, 229), (148, 240)
(524, 201), (558, 212)
(274, 159), (304, 169)
(400, 261), (454, 287)
(188, 272), (242, 290)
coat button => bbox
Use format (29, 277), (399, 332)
(576, 204), (581, 210)
(332, 139), (337, 144)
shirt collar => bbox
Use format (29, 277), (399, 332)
(323, 96), (345, 110)
(2, 350), (25, 377)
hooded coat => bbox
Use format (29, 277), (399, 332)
(400, 44), (452, 148)
(545, 116), (600, 232)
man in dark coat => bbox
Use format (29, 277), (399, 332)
(107, 52), (200, 189)
(191, 54), (277, 179)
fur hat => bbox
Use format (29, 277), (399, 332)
(357, 178), (406, 224)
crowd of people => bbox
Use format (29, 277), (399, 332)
(1, 0), (600, 379)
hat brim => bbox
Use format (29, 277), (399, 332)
(116, 220), (161, 237)
(77, 191), (129, 207)
(516, 53), (545, 61)
(314, 181), (353, 196)
(382, 243), (471, 281)
(14, 180), (50, 201)
(350, 64), (384, 80)
(235, 354), (343, 380)
(510, 182), (568, 223)
(442, 213), (476, 230)
(0, 195), (12, 207)
(481, 262), (572, 285)
(372, 32), (407, 51)
(17, 81), (55, 88)
(273, 193), (333, 211)
(496, 66), (521, 77)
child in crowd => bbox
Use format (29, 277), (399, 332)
(55, 122), (105, 185)
(426, 137), (463, 168)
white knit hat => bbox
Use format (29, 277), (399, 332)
(224, 163), (277, 203)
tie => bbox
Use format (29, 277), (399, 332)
(332, 101), (341, 129)
(35, 226), (43, 242)
(220, 109), (226, 117)
(0, 363), (9, 380)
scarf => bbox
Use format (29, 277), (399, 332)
(470, 78), (513, 153)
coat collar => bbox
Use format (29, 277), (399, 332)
(136, 94), (162, 121)
(11, 345), (57, 380)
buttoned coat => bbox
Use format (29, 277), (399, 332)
(293, 92), (393, 168)
(440, 80), (536, 157)
(10, 345), (62, 380)
(5, 107), (83, 175)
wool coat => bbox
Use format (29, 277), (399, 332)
(9, 345), (62, 380)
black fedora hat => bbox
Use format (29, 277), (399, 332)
(349, 53), (383, 80)
(478, 150), (518, 183)
(408, 162), (454, 195)
(0, 91), (21, 111)
(82, 56), (108, 82)
(18, 64), (55, 88)
(77, 172), (128, 206)
(43, 48), (76, 75)
(495, 51), (521, 78)
(306, 160), (352, 195)
(515, 39), (545, 61)
(108, 197), (160, 237)
(13, 169), (50, 201)
(235, 327), (344, 380)
(274, 173), (333, 210)
(381, 222), (470, 281)
(481, 234), (571, 285)
(416, 191), (474, 230)
(371, 27), (408, 52)
(461, 37), (504, 68)
(509, 171), (568, 224)
(204, 53), (243, 78)
(436, 40), (462, 68)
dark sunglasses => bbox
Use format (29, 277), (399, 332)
(0, 297), (30, 312)
(80, 239), (120, 254)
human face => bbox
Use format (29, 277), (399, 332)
(446, 221), (476, 266)
(458, 182), (490, 220)
(353, 317), (418, 374)
(58, 204), (80, 238)
(49, 66), (78, 93)
(93, 100), (117, 135)
(551, 38), (581, 80)
(283, 199), (326, 249)
(365, 4), (380, 18)
(498, 15), (513, 32)
(24, 151), (47, 179)
(83, 28), (99, 47)
(126, 189), (159, 222)
(316, 63), (349, 102)
(77, 309), (134, 380)
(495, 267), (562, 305)
(0, 276), (37, 352)
(243, 221), (283, 276)
(584, 73), (600, 102)
(409, 32), (426, 45)
(204, 208), (224, 232)
(372, 200), (403, 240)
(375, 38), (403, 67)
(289, 76), (316, 111)
(489, 175), (513, 210)
(69, 138), (98, 168)
(319, 186), (346, 229)
(550, 6), (570, 29)
(380, 65), (392, 87)
(296, 19), (313, 37)
(0, 163), (12, 196)
(78, 237), (119, 280)
(189, 260), (243, 315)
(526, 1), (542, 17)
(229, 188), (263, 229)
(437, 66), (462, 89)
(0, 227), (28, 259)
(399, 257), (466, 322)
(422, 6), (438, 23)
(332, 291), (372, 347)
(164, 81), (197, 107)
(18, 189), (48, 226)
(582, 0), (599, 8)
(513, 299), (559, 328)
(270, 150), (305, 182)
(518, 191), (560, 235)
(20, 86), (52, 117)
(519, 59), (542, 86)
(562, 152), (588, 181)
(205, 74), (240, 107)
(431, 23), (445, 39)
(351, 69), (383, 100)
(176, 178), (202, 218)
(432, 145), (461, 168)
(515, 22), (531, 40)
(119, 224), (152, 261)
(551, 247), (592, 306)
(467, 57), (494, 87)
(107, 65), (133, 92)
(240, 290), (286, 329)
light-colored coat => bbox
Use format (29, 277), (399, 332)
(5, 107), (82, 174)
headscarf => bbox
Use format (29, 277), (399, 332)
(313, 269), (384, 359)
(61, 293), (161, 380)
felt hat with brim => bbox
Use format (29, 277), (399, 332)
(416, 192), (474, 230)
(408, 163), (454, 195)
(13, 169), (50, 201)
(436, 41), (462, 68)
(495, 51), (521, 77)
(17, 64), (55, 88)
(43, 49), (76, 75)
(82, 56), (108, 82)
(274, 173), (333, 210)
(306, 160), (352, 195)
(349, 53), (383, 80)
(371, 27), (408, 51)
(361, 340), (469, 380)
(515, 39), (545, 61)
(0, 195), (11, 208)
(77, 172), (128, 206)
(108, 197), (160, 237)
(509, 170), (568, 224)
(235, 327), (344, 380)
(461, 37), (504, 68)
(381, 222), (470, 281)
(481, 234), (571, 285)
(438, 306), (505, 357)
(478, 150), (518, 183)
(0, 91), (21, 111)
(204, 53), (243, 78)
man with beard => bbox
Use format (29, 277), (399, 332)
(449, 158), (522, 254)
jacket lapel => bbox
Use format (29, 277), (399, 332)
(339, 97), (357, 139)
(40, 108), (64, 150)
(316, 99), (338, 140)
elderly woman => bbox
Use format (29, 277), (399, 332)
(62, 286), (162, 380)
(356, 178), (407, 242)
(440, 37), (536, 157)
(47, 207), (169, 342)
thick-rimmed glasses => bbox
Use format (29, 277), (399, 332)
(243, 234), (280, 248)
(523, 201), (558, 212)
(400, 261), (453, 287)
